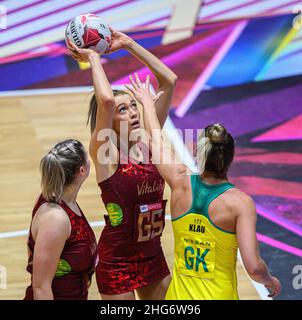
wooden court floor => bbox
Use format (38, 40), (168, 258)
(0, 92), (260, 300)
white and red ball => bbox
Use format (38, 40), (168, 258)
(65, 14), (111, 54)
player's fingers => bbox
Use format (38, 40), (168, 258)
(68, 50), (81, 60)
(135, 73), (142, 88)
(129, 75), (139, 90)
(105, 46), (111, 54)
(66, 39), (72, 47)
(77, 47), (88, 55)
(72, 54), (84, 62)
(267, 287), (276, 298)
(68, 51), (78, 60)
(67, 39), (79, 52)
(145, 74), (150, 91)
(153, 91), (164, 102)
(67, 47), (77, 54)
(124, 84), (135, 96)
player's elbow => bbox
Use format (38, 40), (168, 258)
(32, 276), (51, 290)
(167, 73), (178, 87)
(245, 259), (266, 278)
(100, 95), (115, 108)
(170, 73), (178, 85)
(161, 73), (178, 88)
(32, 279), (53, 298)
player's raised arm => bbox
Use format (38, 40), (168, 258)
(108, 28), (177, 128)
(125, 73), (186, 189)
(66, 40), (115, 159)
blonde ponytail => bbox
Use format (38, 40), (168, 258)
(40, 151), (65, 203)
(40, 140), (86, 203)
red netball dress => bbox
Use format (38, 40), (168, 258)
(96, 144), (170, 295)
(24, 195), (97, 300)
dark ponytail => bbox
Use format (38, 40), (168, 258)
(197, 123), (234, 177)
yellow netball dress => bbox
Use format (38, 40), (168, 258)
(166, 174), (239, 300)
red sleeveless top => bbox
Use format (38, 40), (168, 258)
(98, 144), (167, 262)
(24, 195), (97, 300)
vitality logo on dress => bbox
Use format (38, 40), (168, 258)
(137, 180), (164, 196)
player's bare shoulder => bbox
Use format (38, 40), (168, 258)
(34, 202), (70, 226)
(223, 187), (256, 218)
(37, 201), (65, 215)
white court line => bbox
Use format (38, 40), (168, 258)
(0, 84), (213, 98)
(0, 215), (172, 239)
(0, 84), (136, 97)
(0, 230), (30, 239)
(0, 86), (94, 97)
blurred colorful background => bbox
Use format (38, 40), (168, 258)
(0, 0), (301, 300)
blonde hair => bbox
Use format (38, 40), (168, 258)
(196, 123), (234, 177)
(40, 139), (86, 203)
(87, 90), (131, 134)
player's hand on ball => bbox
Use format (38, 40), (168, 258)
(67, 39), (98, 62)
(106, 27), (131, 54)
(125, 73), (164, 106)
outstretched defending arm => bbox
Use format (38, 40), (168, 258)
(125, 73), (185, 189)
